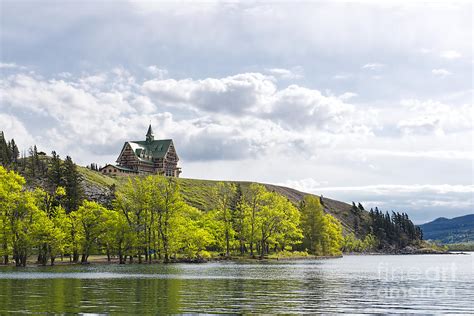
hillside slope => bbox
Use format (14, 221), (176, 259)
(78, 168), (369, 237)
(419, 214), (474, 244)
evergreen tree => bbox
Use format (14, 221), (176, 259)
(367, 206), (421, 249)
(62, 156), (83, 213)
(47, 151), (62, 191)
(0, 132), (11, 166)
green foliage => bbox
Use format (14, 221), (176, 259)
(341, 233), (378, 253)
(74, 201), (112, 263)
(0, 166), (350, 265)
(62, 156), (83, 213)
(213, 182), (237, 257)
(0, 131), (19, 168)
(268, 250), (309, 259)
(0, 166), (39, 266)
(369, 207), (422, 249)
(445, 242), (474, 251)
(299, 195), (343, 256)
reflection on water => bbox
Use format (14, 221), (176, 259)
(0, 254), (473, 314)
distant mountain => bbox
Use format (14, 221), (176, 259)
(419, 214), (474, 244)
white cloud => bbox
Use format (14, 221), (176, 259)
(357, 149), (473, 160)
(288, 183), (474, 195)
(146, 65), (168, 79)
(399, 99), (472, 134)
(3, 68), (357, 164)
(0, 114), (34, 150)
(398, 116), (441, 135)
(361, 63), (385, 70)
(265, 67), (304, 80)
(431, 68), (452, 76)
(142, 73), (365, 133)
(339, 92), (358, 100)
(0, 62), (19, 69)
(280, 180), (474, 223)
(0, 1), (472, 223)
(440, 50), (462, 59)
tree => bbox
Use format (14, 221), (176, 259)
(9, 139), (19, 165)
(242, 183), (267, 257)
(230, 184), (246, 255)
(150, 177), (185, 263)
(47, 151), (62, 192)
(0, 166), (39, 266)
(171, 205), (214, 259)
(300, 195), (343, 256)
(255, 192), (302, 258)
(214, 182), (237, 257)
(74, 201), (111, 263)
(325, 214), (343, 255)
(300, 195), (327, 254)
(0, 132), (11, 166)
(115, 176), (186, 263)
(30, 198), (67, 266)
(62, 156), (83, 213)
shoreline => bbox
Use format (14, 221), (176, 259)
(1, 251), (467, 268)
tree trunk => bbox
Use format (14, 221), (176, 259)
(260, 239), (266, 259)
(225, 231), (230, 257)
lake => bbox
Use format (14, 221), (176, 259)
(0, 254), (473, 314)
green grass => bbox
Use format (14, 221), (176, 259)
(78, 166), (118, 188)
(77, 169), (363, 237)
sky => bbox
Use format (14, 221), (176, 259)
(0, 0), (472, 223)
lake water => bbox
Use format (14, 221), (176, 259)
(0, 254), (473, 314)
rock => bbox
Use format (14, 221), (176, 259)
(82, 182), (114, 207)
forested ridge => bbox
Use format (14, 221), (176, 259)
(0, 131), (423, 266)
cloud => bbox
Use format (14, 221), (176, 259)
(361, 63), (385, 70)
(2, 67), (365, 164)
(431, 68), (452, 76)
(332, 73), (353, 80)
(0, 2), (472, 224)
(357, 149), (473, 161)
(0, 62), (19, 69)
(146, 65), (168, 79)
(398, 99), (472, 135)
(265, 67), (304, 80)
(142, 73), (276, 114)
(280, 180), (474, 223)
(398, 116), (441, 135)
(440, 50), (462, 59)
(0, 114), (33, 150)
(142, 73), (365, 133)
(266, 85), (359, 131)
(339, 92), (358, 100)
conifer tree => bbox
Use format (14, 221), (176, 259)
(47, 151), (62, 191)
(63, 156), (83, 213)
(0, 132), (11, 166)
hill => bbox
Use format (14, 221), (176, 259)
(78, 166), (369, 238)
(419, 214), (474, 244)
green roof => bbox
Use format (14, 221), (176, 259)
(101, 164), (137, 172)
(128, 139), (173, 161)
(114, 165), (137, 172)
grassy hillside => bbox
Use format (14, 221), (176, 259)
(419, 214), (474, 244)
(78, 168), (369, 237)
